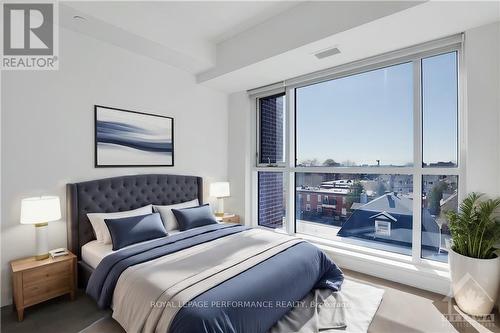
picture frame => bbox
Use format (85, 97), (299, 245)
(94, 105), (174, 167)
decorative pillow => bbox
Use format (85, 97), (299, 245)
(153, 199), (199, 231)
(104, 213), (167, 251)
(87, 204), (153, 244)
(171, 204), (218, 231)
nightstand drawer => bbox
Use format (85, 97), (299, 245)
(11, 252), (77, 321)
(23, 260), (71, 283)
(23, 275), (71, 306)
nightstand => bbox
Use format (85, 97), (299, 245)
(216, 214), (240, 224)
(10, 251), (76, 321)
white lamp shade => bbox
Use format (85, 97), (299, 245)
(210, 182), (230, 198)
(20, 196), (61, 224)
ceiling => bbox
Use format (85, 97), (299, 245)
(200, 1), (500, 92)
(60, 1), (500, 93)
(61, 1), (301, 73)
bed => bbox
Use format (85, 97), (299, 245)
(67, 174), (348, 333)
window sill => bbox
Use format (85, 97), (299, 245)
(300, 233), (451, 296)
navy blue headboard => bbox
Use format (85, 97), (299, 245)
(66, 174), (203, 259)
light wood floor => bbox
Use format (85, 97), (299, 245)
(344, 269), (500, 333)
(1, 269), (499, 333)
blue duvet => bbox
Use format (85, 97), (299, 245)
(87, 224), (344, 333)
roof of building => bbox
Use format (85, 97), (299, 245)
(296, 187), (350, 195)
(440, 192), (458, 212)
(351, 192), (413, 215)
(339, 192), (441, 250)
(369, 211), (398, 222)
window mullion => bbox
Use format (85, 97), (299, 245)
(286, 88), (296, 235)
(412, 59), (423, 262)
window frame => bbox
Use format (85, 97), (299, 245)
(251, 37), (465, 271)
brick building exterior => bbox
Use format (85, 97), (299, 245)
(259, 94), (284, 164)
(258, 94), (285, 228)
(296, 187), (350, 220)
(258, 172), (284, 228)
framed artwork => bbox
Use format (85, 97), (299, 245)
(94, 105), (174, 167)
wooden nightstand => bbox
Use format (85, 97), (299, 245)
(10, 251), (77, 321)
(216, 214), (240, 224)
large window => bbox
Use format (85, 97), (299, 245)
(255, 43), (461, 265)
(296, 62), (413, 167)
(296, 173), (413, 256)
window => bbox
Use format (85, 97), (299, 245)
(296, 62), (413, 167)
(421, 175), (458, 262)
(295, 173), (413, 256)
(258, 172), (285, 229)
(422, 52), (458, 167)
(258, 93), (285, 165)
(254, 42), (461, 266)
(375, 220), (391, 236)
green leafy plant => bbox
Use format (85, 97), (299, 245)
(446, 193), (500, 259)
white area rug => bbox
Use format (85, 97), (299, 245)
(340, 279), (385, 332)
(270, 279), (384, 333)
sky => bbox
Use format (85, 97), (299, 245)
(295, 51), (458, 167)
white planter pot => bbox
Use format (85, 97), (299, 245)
(449, 248), (500, 316)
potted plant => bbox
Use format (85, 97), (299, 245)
(446, 193), (500, 315)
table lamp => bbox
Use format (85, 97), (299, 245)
(20, 196), (61, 260)
(209, 182), (230, 217)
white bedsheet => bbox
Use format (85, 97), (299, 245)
(82, 240), (113, 269)
(82, 231), (180, 269)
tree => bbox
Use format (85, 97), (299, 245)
(299, 158), (319, 167)
(323, 159), (340, 167)
(428, 181), (448, 215)
(346, 181), (364, 209)
(376, 182), (386, 196)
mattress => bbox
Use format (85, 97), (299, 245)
(82, 231), (180, 269)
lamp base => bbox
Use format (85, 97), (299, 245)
(215, 197), (225, 217)
(34, 222), (49, 261)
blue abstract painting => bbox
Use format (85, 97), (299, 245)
(95, 106), (173, 166)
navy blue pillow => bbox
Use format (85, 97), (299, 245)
(104, 213), (167, 250)
(172, 204), (218, 231)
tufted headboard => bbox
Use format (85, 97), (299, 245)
(66, 174), (203, 259)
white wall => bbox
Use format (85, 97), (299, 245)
(226, 92), (252, 224)
(463, 21), (500, 310)
(0, 27), (228, 306)
(464, 21), (500, 197)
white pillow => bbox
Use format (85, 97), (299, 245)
(153, 199), (199, 231)
(87, 204), (153, 244)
